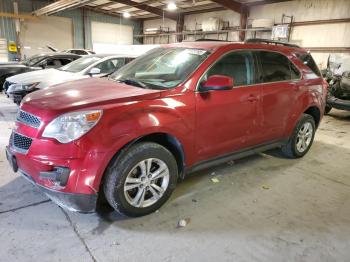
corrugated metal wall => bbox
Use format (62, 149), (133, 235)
(0, 0), (18, 60)
(0, 0), (142, 59)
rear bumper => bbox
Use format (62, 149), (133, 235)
(19, 168), (97, 213)
(327, 96), (350, 111)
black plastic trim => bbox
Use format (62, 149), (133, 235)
(18, 169), (97, 213)
(186, 140), (286, 174)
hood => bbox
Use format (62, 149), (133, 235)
(22, 78), (161, 114)
(0, 62), (26, 69)
(0, 61), (20, 66)
(6, 68), (77, 87)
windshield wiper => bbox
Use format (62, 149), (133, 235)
(116, 78), (148, 89)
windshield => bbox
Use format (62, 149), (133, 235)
(110, 47), (210, 89)
(59, 56), (102, 73)
(23, 55), (45, 66)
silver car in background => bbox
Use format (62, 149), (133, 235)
(5, 54), (137, 104)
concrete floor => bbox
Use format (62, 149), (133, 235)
(0, 93), (350, 262)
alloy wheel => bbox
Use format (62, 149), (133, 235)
(124, 158), (170, 208)
(296, 122), (313, 153)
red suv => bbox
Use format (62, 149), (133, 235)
(6, 40), (327, 216)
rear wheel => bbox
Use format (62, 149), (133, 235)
(103, 142), (178, 217)
(281, 114), (316, 158)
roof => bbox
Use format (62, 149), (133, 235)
(32, 52), (81, 58)
(83, 53), (139, 58)
(163, 41), (306, 54)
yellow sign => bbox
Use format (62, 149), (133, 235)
(8, 42), (17, 52)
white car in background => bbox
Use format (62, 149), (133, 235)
(64, 49), (96, 55)
(6, 54), (136, 104)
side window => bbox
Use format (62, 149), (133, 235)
(205, 51), (254, 86)
(95, 58), (124, 74)
(44, 58), (62, 68)
(296, 53), (321, 76)
(74, 50), (88, 55)
(258, 51), (293, 82)
(60, 58), (73, 66)
(125, 57), (135, 64)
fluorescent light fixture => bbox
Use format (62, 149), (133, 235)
(167, 2), (177, 10)
(145, 28), (159, 32)
(123, 12), (131, 18)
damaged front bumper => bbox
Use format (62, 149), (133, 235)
(5, 147), (97, 213)
(19, 168), (97, 213)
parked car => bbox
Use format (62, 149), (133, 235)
(0, 53), (81, 91)
(5, 54), (136, 105)
(46, 45), (95, 56)
(6, 40), (327, 216)
(324, 54), (350, 113)
(64, 49), (96, 55)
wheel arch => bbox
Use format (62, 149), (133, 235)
(98, 132), (186, 194)
(303, 106), (321, 127)
(134, 132), (186, 179)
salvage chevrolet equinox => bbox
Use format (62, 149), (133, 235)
(6, 40), (327, 216)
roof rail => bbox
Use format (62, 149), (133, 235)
(245, 38), (300, 48)
(195, 38), (229, 42)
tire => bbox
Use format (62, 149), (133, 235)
(281, 114), (316, 158)
(103, 142), (178, 217)
(325, 104), (332, 114)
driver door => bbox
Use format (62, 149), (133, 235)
(195, 50), (262, 162)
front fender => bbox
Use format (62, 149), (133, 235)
(88, 94), (196, 191)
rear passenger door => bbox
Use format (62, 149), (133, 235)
(256, 50), (301, 142)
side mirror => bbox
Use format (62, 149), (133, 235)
(200, 75), (234, 91)
(88, 67), (101, 77)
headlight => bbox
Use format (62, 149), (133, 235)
(7, 82), (40, 94)
(42, 110), (102, 143)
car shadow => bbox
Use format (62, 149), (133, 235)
(91, 150), (301, 234)
(1, 140), (349, 237)
(326, 109), (350, 121)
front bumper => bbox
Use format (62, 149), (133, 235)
(6, 147), (97, 212)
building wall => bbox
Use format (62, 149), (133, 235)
(0, 0), (142, 60)
(249, 0), (350, 68)
(142, 0), (349, 68)
(143, 18), (177, 44)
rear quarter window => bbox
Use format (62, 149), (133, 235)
(296, 53), (321, 76)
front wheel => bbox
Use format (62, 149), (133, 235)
(103, 142), (178, 217)
(281, 114), (316, 158)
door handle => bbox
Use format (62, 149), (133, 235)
(247, 95), (258, 102)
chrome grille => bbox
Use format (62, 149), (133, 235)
(17, 110), (41, 128)
(12, 132), (33, 153)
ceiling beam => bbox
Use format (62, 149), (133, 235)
(109, 0), (161, 13)
(0, 12), (37, 20)
(247, 0), (293, 6)
(107, 0), (179, 20)
(84, 6), (123, 19)
(93, 2), (118, 9)
(209, 0), (246, 13)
